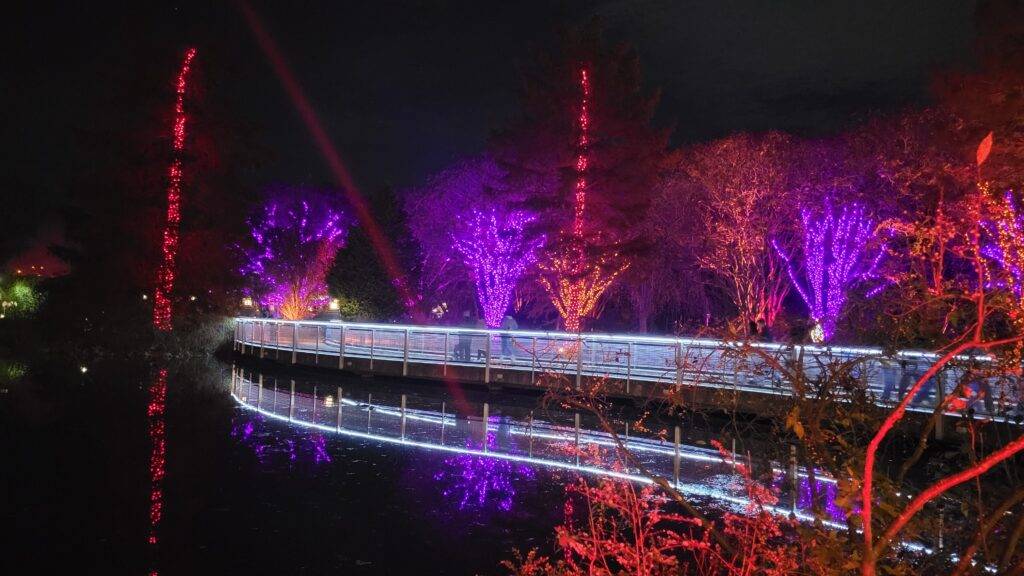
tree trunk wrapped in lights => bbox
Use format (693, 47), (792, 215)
(774, 201), (885, 342)
(452, 207), (544, 328)
(152, 47), (197, 331)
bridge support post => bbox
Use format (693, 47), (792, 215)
(674, 426), (681, 485)
(400, 394), (407, 439)
(575, 413), (581, 467)
(312, 386), (318, 424)
(336, 386), (343, 431)
(288, 380), (295, 421)
(482, 403), (489, 448)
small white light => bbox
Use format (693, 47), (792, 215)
(242, 296), (254, 307)
(324, 395), (334, 408)
(329, 298), (340, 311)
(79, 366), (88, 374)
(189, 295), (197, 302)
(142, 294), (148, 300)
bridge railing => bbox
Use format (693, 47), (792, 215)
(233, 317), (1022, 420)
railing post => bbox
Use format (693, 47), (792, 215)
(675, 341), (683, 385)
(260, 321), (266, 358)
(338, 324), (346, 369)
(231, 363), (237, 392)
(674, 425), (681, 485)
(336, 386), (343, 431)
(240, 322), (246, 356)
(288, 380), (295, 421)
(626, 342), (633, 394)
(400, 394), (407, 440)
(482, 403), (489, 449)
(484, 331), (491, 384)
(530, 337), (537, 383)
(314, 325), (320, 364)
(234, 322), (240, 352)
(369, 329), (375, 370)
(575, 335), (583, 389)
(402, 329), (410, 376)
(291, 323), (298, 364)
(443, 332), (449, 376)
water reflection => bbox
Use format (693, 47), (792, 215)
(434, 432), (537, 512)
(231, 411), (332, 466)
(147, 368), (167, 560)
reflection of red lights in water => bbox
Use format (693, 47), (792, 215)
(148, 369), (167, 555)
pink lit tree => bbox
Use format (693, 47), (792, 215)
(774, 202), (885, 341)
(453, 207), (545, 328)
(240, 189), (351, 320)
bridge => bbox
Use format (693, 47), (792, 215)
(232, 317), (1021, 424)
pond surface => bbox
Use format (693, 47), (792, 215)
(1, 356), (838, 575)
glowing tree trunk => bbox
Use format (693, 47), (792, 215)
(982, 190), (1024, 312)
(539, 67), (627, 333)
(153, 48), (197, 331)
(773, 202), (883, 341)
(453, 207), (544, 328)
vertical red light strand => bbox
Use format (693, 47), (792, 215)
(572, 68), (590, 240)
(147, 368), (168, 574)
(153, 48), (197, 331)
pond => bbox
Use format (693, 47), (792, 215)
(1, 356), (842, 575)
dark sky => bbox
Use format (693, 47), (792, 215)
(7, 1), (978, 236)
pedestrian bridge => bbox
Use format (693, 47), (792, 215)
(233, 317), (1022, 423)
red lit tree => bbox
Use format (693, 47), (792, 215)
(684, 132), (798, 335)
(495, 26), (667, 332)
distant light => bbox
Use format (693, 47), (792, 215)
(324, 395), (334, 408)
(142, 294), (149, 301)
(79, 366), (88, 374)
(189, 295), (197, 302)
(0, 314), (5, 319)
(329, 298), (340, 311)
(241, 296), (254, 307)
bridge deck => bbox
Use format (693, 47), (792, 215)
(233, 317), (1023, 422)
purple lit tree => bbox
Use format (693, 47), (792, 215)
(982, 190), (1024, 311)
(774, 202), (884, 341)
(240, 189), (351, 320)
(452, 208), (545, 328)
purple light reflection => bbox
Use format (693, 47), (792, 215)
(433, 432), (537, 512)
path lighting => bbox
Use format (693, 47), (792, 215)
(241, 296), (254, 307)
(324, 395), (334, 408)
(329, 298), (340, 311)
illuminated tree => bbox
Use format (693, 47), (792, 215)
(153, 47), (197, 331)
(496, 26), (666, 332)
(686, 132), (796, 334)
(774, 202), (885, 342)
(453, 207), (544, 328)
(240, 189), (351, 320)
(982, 190), (1024, 313)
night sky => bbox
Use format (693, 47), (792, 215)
(7, 0), (978, 246)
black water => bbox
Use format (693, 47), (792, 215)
(0, 358), (585, 575)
